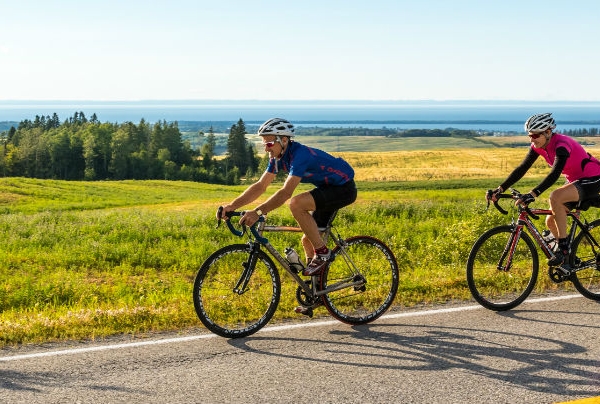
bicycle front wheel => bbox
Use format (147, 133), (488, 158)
(466, 225), (538, 311)
(321, 236), (399, 325)
(570, 219), (600, 301)
(193, 244), (281, 338)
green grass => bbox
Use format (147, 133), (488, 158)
(0, 178), (244, 214)
(1, 150), (596, 346)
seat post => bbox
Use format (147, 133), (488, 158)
(325, 210), (339, 228)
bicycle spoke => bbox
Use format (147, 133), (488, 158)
(571, 219), (600, 300)
(321, 236), (398, 324)
(467, 225), (538, 311)
(193, 244), (280, 338)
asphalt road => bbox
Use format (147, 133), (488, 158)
(1, 294), (599, 404)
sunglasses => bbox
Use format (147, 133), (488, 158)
(528, 132), (544, 139)
(262, 140), (277, 148)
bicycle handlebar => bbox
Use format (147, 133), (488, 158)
(216, 207), (269, 244)
(486, 188), (539, 220)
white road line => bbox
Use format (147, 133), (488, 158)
(0, 294), (583, 362)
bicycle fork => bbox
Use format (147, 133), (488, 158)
(233, 242), (261, 295)
(497, 225), (523, 272)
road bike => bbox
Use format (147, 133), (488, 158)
(466, 188), (600, 311)
(193, 208), (399, 338)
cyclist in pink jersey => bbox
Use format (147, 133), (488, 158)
(488, 113), (600, 267)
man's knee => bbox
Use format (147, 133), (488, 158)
(289, 193), (315, 213)
(289, 195), (304, 214)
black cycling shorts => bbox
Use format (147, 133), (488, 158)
(566, 175), (600, 210)
(309, 180), (357, 227)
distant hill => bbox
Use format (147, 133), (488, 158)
(0, 121), (18, 132)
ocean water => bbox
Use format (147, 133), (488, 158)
(1, 100), (599, 132)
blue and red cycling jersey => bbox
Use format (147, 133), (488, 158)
(265, 141), (354, 186)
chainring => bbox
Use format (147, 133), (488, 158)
(295, 280), (317, 306)
(548, 266), (570, 283)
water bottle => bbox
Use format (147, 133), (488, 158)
(284, 247), (305, 273)
(542, 230), (557, 251)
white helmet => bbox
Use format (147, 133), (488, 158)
(257, 118), (295, 137)
(524, 113), (556, 133)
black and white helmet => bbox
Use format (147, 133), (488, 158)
(524, 112), (556, 133)
(257, 118), (295, 137)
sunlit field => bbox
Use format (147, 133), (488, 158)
(339, 148), (547, 182)
(2, 142), (598, 346)
(248, 134), (493, 153)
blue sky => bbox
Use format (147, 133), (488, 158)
(1, 0), (599, 101)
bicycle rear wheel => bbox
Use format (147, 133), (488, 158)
(570, 219), (600, 301)
(466, 225), (538, 311)
(321, 236), (399, 325)
(193, 244), (281, 338)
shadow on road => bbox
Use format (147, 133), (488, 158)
(229, 308), (600, 397)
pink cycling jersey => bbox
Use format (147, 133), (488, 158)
(532, 133), (600, 182)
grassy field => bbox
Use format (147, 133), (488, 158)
(249, 134), (600, 153)
(2, 140), (599, 346)
(248, 134), (499, 153)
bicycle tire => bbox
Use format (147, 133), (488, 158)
(466, 225), (538, 311)
(193, 244), (281, 338)
(570, 219), (600, 301)
(321, 236), (399, 325)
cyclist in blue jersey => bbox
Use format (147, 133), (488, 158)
(218, 118), (357, 277)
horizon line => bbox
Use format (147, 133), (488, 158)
(2, 99), (600, 104)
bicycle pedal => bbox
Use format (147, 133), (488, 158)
(558, 264), (572, 275)
(548, 265), (572, 283)
(294, 306), (314, 318)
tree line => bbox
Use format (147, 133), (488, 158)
(295, 126), (600, 138)
(0, 113), (263, 184)
(2, 112), (599, 184)
(563, 127), (600, 136)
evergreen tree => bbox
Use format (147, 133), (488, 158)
(7, 126), (16, 143)
(201, 126), (216, 169)
(201, 126), (216, 157)
(82, 122), (113, 180)
(49, 113), (61, 129)
(109, 123), (137, 179)
(226, 118), (250, 175)
(48, 128), (72, 179)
